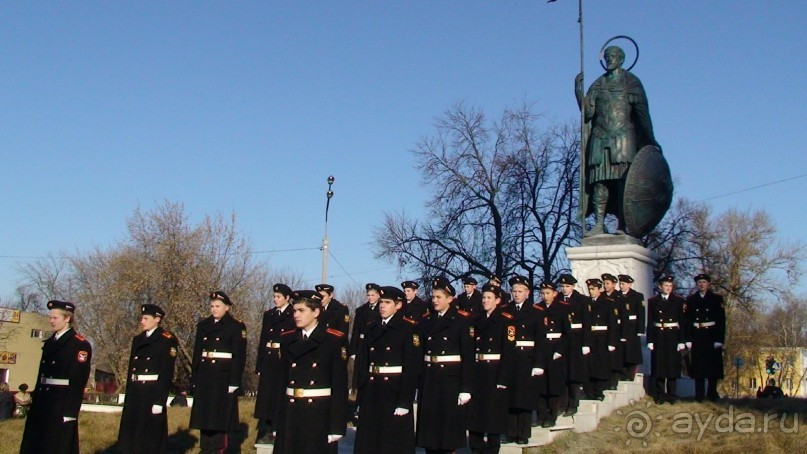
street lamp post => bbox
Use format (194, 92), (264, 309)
(321, 176), (335, 284)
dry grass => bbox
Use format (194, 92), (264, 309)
(541, 397), (807, 454)
(0, 399), (259, 454)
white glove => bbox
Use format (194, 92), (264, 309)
(228, 386), (238, 393)
(151, 404), (163, 414)
(496, 384), (507, 389)
(620, 338), (627, 342)
(647, 343), (654, 350)
(582, 346), (591, 355)
(677, 343), (686, 351)
(552, 352), (562, 360)
(608, 345), (616, 352)
(327, 434), (343, 443)
(714, 342), (723, 349)
(638, 333), (646, 337)
(457, 392), (471, 405)
(63, 416), (77, 422)
(393, 407), (410, 416)
(685, 342), (692, 349)
(531, 368), (544, 376)
(350, 354), (356, 359)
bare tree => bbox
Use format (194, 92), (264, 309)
(374, 102), (582, 286)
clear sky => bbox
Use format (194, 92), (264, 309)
(1, 1), (805, 300)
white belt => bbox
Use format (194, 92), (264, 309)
(591, 325), (608, 331)
(370, 365), (403, 374)
(202, 351), (233, 359)
(515, 340), (535, 347)
(546, 333), (562, 339)
(41, 378), (69, 386)
(693, 321), (716, 328)
(424, 355), (462, 363)
(476, 353), (501, 360)
(570, 323), (583, 329)
(131, 374), (159, 382)
(654, 322), (679, 328)
(359, 334), (365, 339)
(266, 342), (281, 349)
(286, 387), (332, 398)
(628, 315), (638, 320)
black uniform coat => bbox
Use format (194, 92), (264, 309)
(620, 289), (646, 366)
(349, 302), (379, 356)
(685, 291), (726, 379)
(353, 313), (422, 454)
(415, 305), (475, 450)
(646, 294), (686, 378)
(467, 308), (516, 434)
(587, 296), (618, 380)
(505, 301), (545, 410)
(535, 300), (571, 396)
(563, 291), (591, 383)
(456, 290), (483, 315)
(254, 303), (295, 421)
(20, 328), (92, 454)
(604, 291), (625, 373)
(401, 296), (429, 321)
(320, 299), (351, 337)
(117, 327), (178, 454)
(189, 312), (247, 431)
(274, 324), (348, 454)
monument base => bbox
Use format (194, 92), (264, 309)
(566, 241), (694, 398)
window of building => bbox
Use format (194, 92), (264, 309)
(31, 329), (44, 339)
(749, 377), (757, 389)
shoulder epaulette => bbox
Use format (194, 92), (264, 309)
(280, 329), (296, 336)
(326, 328), (346, 337)
(457, 309), (471, 317)
(500, 311), (513, 319)
(403, 316), (416, 325)
(74, 334), (86, 342)
(161, 331), (174, 339)
(558, 300), (570, 305)
(422, 310), (430, 317)
(533, 305), (545, 311)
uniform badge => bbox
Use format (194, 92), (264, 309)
(544, 317), (549, 326)
(340, 346), (347, 361)
(170, 347), (177, 358)
(413, 334), (420, 347)
(469, 326), (475, 338)
(625, 303), (630, 310)
(77, 351), (88, 363)
(613, 308), (618, 316)
(242, 330), (247, 339)
(344, 315), (350, 323)
(507, 326), (515, 342)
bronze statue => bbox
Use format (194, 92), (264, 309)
(575, 45), (671, 238)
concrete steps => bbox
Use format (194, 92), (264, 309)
(256, 373), (646, 453)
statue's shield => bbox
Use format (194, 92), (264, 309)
(623, 145), (673, 237)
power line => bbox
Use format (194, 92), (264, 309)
(699, 172), (807, 202)
(327, 251), (361, 287)
(0, 246), (322, 261)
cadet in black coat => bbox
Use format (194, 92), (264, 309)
(316, 284), (351, 336)
(685, 273), (726, 401)
(505, 276), (545, 445)
(401, 280), (430, 321)
(354, 286), (422, 454)
(21, 301), (92, 454)
(254, 284), (296, 443)
(602, 273), (625, 387)
(349, 283), (382, 357)
(467, 285), (516, 453)
(618, 275), (646, 379)
(456, 276), (483, 315)
(557, 274), (590, 416)
(274, 290), (348, 454)
(534, 283), (571, 428)
(117, 304), (178, 454)
(646, 276), (687, 403)
(583, 279), (618, 400)
(416, 277), (475, 453)
(190, 291), (248, 453)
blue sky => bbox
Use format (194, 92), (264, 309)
(1, 1), (805, 299)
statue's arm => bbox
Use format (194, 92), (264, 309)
(575, 73), (584, 110)
(632, 83), (661, 152)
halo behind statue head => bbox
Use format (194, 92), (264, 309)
(599, 35), (639, 71)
